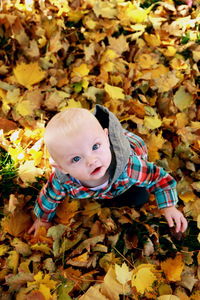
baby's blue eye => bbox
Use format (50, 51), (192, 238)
(92, 143), (100, 150)
(72, 156), (81, 163)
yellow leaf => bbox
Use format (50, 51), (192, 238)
(147, 132), (165, 161)
(15, 100), (36, 117)
(105, 83), (125, 100)
(72, 64), (90, 77)
(144, 32), (161, 47)
(161, 254), (184, 281)
(8, 146), (25, 162)
(48, 0), (70, 16)
(174, 86), (193, 111)
(131, 264), (157, 294)
(13, 62), (46, 89)
(39, 283), (52, 300)
(31, 243), (52, 255)
(28, 271), (57, 289)
(179, 191), (198, 203)
(0, 245), (10, 256)
(144, 116), (162, 130)
(115, 263), (132, 285)
(124, 3), (148, 23)
(136, 53), (159, 69)
(18, 160), (43, 184)
(100, 49), (119, 64)
(67, 98), (82, 108)
(183, 198), (200, 220)
(7, 250), (19, 273)
(162, 46), (177, 57)
(29, 149), (43, 166)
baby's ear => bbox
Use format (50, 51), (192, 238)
(104, 128), (109, 135)
(49, 157), (61, 170)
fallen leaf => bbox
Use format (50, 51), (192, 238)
(161, 254), (184, 282)
(104, 83), (125, 100)
(157, 296), (180, 300)
(174, 87), (193, 111)
(79, 285), (109, 300)
(13, 62), (46, 89)
(1, 210), (32, 237)
(18, 160), (43, 184)
(115, 262), (132, 285)
(131, 264), (157, 294)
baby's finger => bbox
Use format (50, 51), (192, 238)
(28, 225), (34, 234)
(174, 217), (181, 233)
(166, 215), (174, 228)
(180, 216), (188, 232)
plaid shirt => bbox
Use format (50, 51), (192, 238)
(34, 130), (178, 222)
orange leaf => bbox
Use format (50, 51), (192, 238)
(56, 197), (79, 224)
(161, 254), (184, 281)
(1, 210), (32, 237)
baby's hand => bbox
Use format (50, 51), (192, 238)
(28, 219), (51, 237)
(161, 206), (188, 233)
(183, 0), (193, 6)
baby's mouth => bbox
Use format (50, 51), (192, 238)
(91, 166), (101, 175)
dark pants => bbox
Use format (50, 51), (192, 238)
(100, 186), (149, 208)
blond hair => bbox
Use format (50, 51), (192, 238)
(44, 107), (98, 160)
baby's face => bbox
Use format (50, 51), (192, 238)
(54, 118), (112, 186)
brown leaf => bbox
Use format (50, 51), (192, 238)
(0, 118), (17, 132)
(26, 290), (46, 300)
(1, 210), (32, 237)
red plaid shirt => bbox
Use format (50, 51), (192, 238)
(34, 130), (178, 221)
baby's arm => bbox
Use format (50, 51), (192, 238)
(28, 171), (67, 235)
(161, 206), (188, 233)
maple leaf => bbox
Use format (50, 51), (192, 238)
(115, 263), (133, 285)
(101, 267), (130, 299)
(72, 64), (90, 78)
(131, 264), (157, 294)
(56, 197), (79, 225)
(108, 35), (129, 55)
(27, 271), (57, 292)
(161, 254), (184, 282)
(13, 62), (46, 89)
(1, 210), (32, 237)
(93, 1), (117, 19)
(104, 83), (125, 100)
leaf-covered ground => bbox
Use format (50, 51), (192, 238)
(0, 0), (200, 299)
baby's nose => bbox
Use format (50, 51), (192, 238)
(86, 155), (97, 166)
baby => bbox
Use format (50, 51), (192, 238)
(28, 105), (187, 235)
